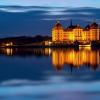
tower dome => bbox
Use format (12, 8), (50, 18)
(53, 20), (63, 30)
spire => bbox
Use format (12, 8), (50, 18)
(90, 17), (98, 28)
(56, 20), (60, 24)
(55, 20), (60, 25)
(93, 17), (96, 23)
(70, 19), (72, 26)
(54, 20), (63, 29)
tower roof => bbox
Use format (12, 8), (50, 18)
(55, 21), (62, 27)
(65, 24), (82, 31)
(85, 24), (90, 28)
(53, 21), (64, 30)
(90, 22), (98, 28)
(84, 24), (90, 30)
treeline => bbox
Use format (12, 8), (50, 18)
(0, 35), (51, 46)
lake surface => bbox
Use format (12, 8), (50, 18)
(0, 47), (100, 100)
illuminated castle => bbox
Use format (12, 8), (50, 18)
(52, 20), (99, 43)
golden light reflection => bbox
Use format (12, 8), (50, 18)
(52, 48), (100, 70)
(79, 44), (91, 50)
(3, 48), (13, 56)
(0, 47), (99, 71)
(6, 48), (13, 55)
(0, 48), (51, 56)
(44, 48), (51, 56)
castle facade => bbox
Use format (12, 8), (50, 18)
(52, 21), (99, 43)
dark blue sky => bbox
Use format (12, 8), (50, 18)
(0, 0), (100, 37)
(0, 6), (100, 37)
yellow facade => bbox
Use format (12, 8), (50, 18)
(52, 21), (99, 43)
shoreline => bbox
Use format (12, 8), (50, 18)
(0, 44), (100, 49)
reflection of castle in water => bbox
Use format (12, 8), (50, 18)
(52, 48), (100, 70)
(0, 47), (100, 70)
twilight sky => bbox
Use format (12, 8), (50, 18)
(0, 0), (100, 7)
(0, 1), (100, 37)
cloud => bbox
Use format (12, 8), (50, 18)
(0, 6), (95, 16)
(0, 6), (100, 37)
(0, 0), (100, 8)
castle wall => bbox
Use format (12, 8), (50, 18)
(52, 22), (99, 43)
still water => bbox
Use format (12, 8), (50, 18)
(0, 47), (100, 100)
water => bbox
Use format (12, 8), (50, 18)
(0, 47), (100, 100)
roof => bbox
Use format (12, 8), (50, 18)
(53, 21), (64, 30)
(84, 24), (90, 31)
(52, 21), (99, 31)
(90, 22), (98, 29)
(65, 24), (82, 32)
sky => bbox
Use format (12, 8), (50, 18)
(0, 0), (100, 7)
(0, 0), (100, 37)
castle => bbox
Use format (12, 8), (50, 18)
(52, 20), (99, 43)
